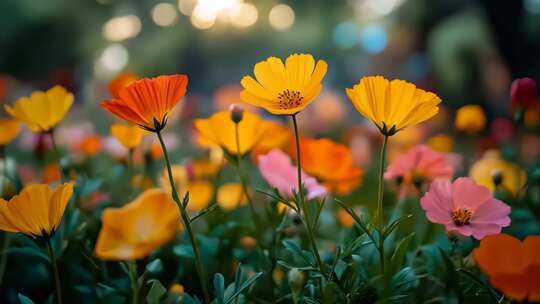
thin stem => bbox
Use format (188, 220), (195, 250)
(233, 123), (263, 242)
(46, 239), (62, 304)
(0, 233), (11, 288)
(291, 114), (325, 277)
(156, 130), (210, 304)
(48, 130), (64, 182)
(128, 261), (139, 304)
(376, 135), (389, 275)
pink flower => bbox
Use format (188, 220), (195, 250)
(258, 149), (327, 200)
(511, 77), (537, 109)
(385, 145), (454, 189)
(420, 177), (511, 240)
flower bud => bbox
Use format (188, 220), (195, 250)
(229, 104), (244, 123)
(288, 268), (305, 296)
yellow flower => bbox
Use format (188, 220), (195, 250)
(217, 183), (248, 210)
(169, 283), (184, 295)
(194, 111), (266, 155)
(254, 120), (292, 154)
(160, 165), (213, 212)
(5, 86), (73, 133)
(346, 76), (441, 135)
(240, 53), (328, 115)
(428, 134), (454, 152)
(455, 105), (486, 134)
(94, 189), (180, 260)
(0, 183), (73, 238)
(469, 150), (526, 196)
(0, 119), (21, 146)
(110, 123), (146, 149)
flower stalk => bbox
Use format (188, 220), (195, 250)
(48, 129), (64, 182)
(156, 130), (210, 304)
(46, 239), (63, 304)
(376, 135), (389, 275)
(291, 114), (325, 277)
(128, 261), (139, 304)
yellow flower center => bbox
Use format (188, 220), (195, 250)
(277, 89), (304, 110)
(451, 208), (473, 226)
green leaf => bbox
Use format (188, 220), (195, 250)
(182, 293), (203, 304)
(391, 267), (418, 295)
(18, 294), (34, 304)
(146, 279), (167, 304)
(145, 259), (163, 275)
(224, 272), (263, 304)
(96, 283), (125, 303)
(334, 198), (377, 246)
(1, 247), (50, 263)
(438, 248), (462, 302)
(173, 244), (194, 259)
(214, 273), (225, 304)
(389, 233), (415, 274)
(182, 192), (190, 209)
(384, 214), (413, 239)
(190, 204), (218, 222)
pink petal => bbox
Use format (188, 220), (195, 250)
(452, 177), (491, 211)
(420, 179), (454, 224)
(472, 198), (511, 226)
(469, 223), (504, 240)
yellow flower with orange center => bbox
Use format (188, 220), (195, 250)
(160, 165), (214, 212)
(217, 183), (248, 210)
(469, 150), (526, 196)
(297, 138), (363, 195)
(110, 123), (146, 149)
(0, 119), (21, 146)
(5, 86), (73, 133)
(345, 76), (441, 136)
(240, 53), (328, 115)
(194, 111), (266, 156)
(455, 104), (486, 134)
(0, 183), (73, 238)
(101, 75), (187, 132)
(94, 189), (180, 260)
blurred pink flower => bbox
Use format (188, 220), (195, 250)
(103, 136), (128, 159)
(420, 177), (511, 240)
(511, 77), (537, 109)
(490, 118), (515, 143)
(258, 149), (327, 200)
(385, 145), (454, 188)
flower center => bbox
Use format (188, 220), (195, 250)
(277, 89), (303, 110)
(451, 208), (473, 226)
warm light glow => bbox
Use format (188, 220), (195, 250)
(94, 44), (129, 78)
(102, 15), (142, 42)
(268, 4), (295, 31)
(178, 0), (198, 16)
(353, 0), (407, 20)
(229, 3), (258, 28)
(152, 3), (178, 26)
(191, 3), (217, 30)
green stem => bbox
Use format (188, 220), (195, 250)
(156, 130), (210, 304)
(377, 135), (389, 275)
(48, 130), (64, 182)
(291, 114), (325, 277)
(0, 233), (11, 288)
(128, 261), (139, 304)
(46, 239), (62, 304)
(233, 123), (263, 242)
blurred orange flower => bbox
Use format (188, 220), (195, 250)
(77, 135), (102, 156)
(101, 74), (187, 131)
(473, 233), (540, 302)
(297, 138), (363, 195)
(5, 85), (73, 133)
(194, 111), (266, 156)
(217, 183), (248, 210)
(108, 72), (138, 99)
(0, 183), (73, 238)
(240, 53), (328, 115)
(95, 189), (180, 260)
(346, 76), (441, 136)
(43, 163), (61, 183)
(455, 105), (486, 134)
(110, 123), (146, 149)
(253, 120), (292, 155)
(0, 119), (21, 146)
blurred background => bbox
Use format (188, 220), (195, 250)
(1, 0), (540, 116)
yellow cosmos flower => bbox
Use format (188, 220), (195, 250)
(455, 105), (486, 134)
(469, 150), (526, 196)
(160, 165), (213, 212)
(0, 119), (21, 146)
(346, 76), (441, 135)
(0, 183), (73, 238)
(217, 183), (248, 210)
(110, 123), (147, 149)
(240, 53), (328, 115)
(94, 189), (180, 260)
(5, 86), (73, 133)
(194, 111), (266, 156)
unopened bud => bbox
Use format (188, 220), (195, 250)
(229, 104), (244, 123)
(288, 268), (305, 295)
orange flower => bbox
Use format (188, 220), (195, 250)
(0, 119), (21, 146)
(108, 72), (138, 99)
(94, 189), (181, 260)
(77, 135), (102, 156)
(43, 163), (61, 183)
(473, 233), (540, 302)
(297, 138), (363, 195)
(110, 123), (146, 149)
(253, 120), (292, 154)
(101, 75), (188, 131)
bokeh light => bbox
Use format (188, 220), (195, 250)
(229, 3), (258, 28)
(152, 3), (179, 27)
(359, 24), (388, 54)
(334, 22), (359, 49)
(268, 4), (295, 31)
(178, 0), (197, 16)
(102, 15), (142, 42)
(94, 44), (129, 77)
